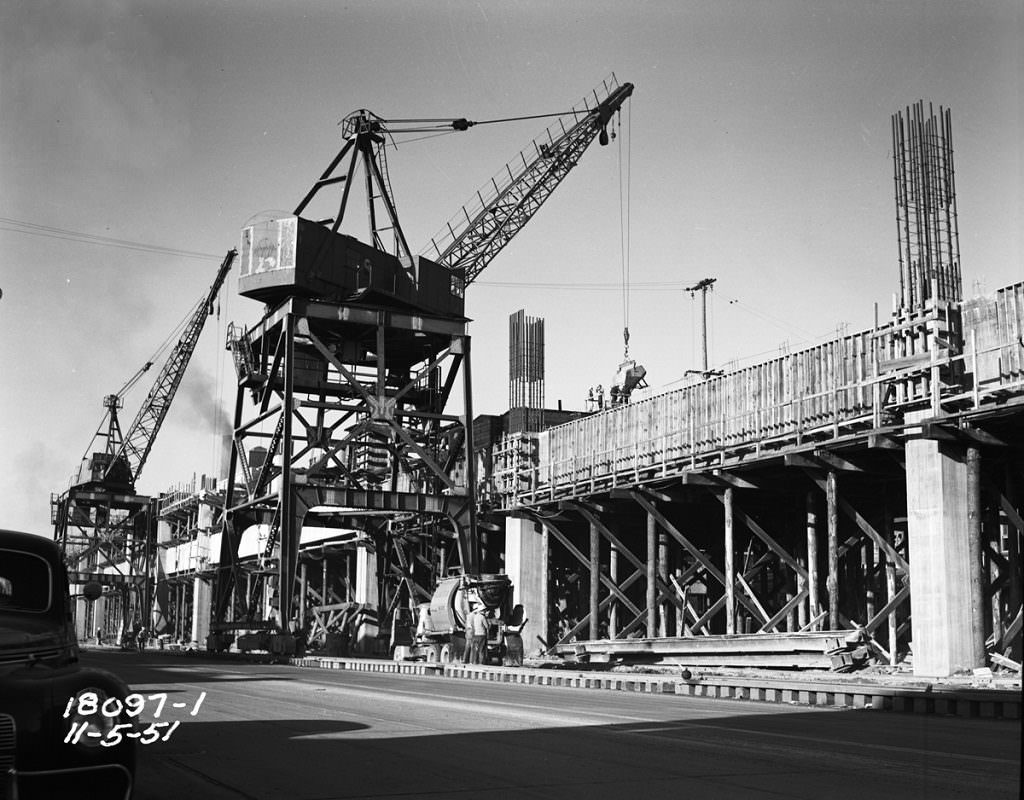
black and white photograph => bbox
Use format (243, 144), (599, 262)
(1, 1), (1021, 798)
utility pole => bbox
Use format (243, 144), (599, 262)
(686, 277), (717, 375)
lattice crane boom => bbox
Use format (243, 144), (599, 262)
(424, 78), (633, 286)
(110, 249), (237, 485)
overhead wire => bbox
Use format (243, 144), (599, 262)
(476, 279), (696, 291)
(3, 214), (690, 292)
(727, 297), (819, 340)
(619, 102), (631, 355)
(0, 217), (221, 260)
(145, 297), (202, 368)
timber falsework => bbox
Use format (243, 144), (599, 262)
(489, 282), (1024, 671)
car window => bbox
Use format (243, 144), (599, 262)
(0, 549), (53, 613)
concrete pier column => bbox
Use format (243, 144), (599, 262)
(93, 595), (107, 642)
(505, 517), (548, 656)
(191, 577), (211, 647)
(353, 544), (379, 653)
(74, 596), (89, 641)
(905, 416), (985, 676)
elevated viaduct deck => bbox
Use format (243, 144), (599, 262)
(494, 283), (1023, 679)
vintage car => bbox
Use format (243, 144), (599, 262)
(0, 529), (135, 799)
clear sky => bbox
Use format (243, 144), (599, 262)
(1, 0), (1021, 536)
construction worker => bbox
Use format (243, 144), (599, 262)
(503, 604), (527, 667)
(463, 605), (480, 664)
(470, 606), (489, 664)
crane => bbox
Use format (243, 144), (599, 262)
(424, 78), (633, 286)
(53, 249), (235, 547)
(56, 249), (237, 495)
(51, 248), (236, 644)
(111, 249), (237, 486)
(214, 78), (634, 639)
(288, 76), (633, 292)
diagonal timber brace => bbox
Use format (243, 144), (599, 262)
(541, 517), (644, 619)
(564, 501), (681, 611)
(630, 489), (768, 625)
(805, 470), (908, 572)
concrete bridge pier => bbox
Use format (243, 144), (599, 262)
(905, 414), (986, 677)
(191, 577), (211, 647)
(353, 545), (379, 653)
(505, 516), (548, 657)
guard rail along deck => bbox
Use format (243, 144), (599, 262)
(498, 282), (1023, 506)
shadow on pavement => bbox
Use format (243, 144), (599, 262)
(81, 650), (1020, 800)
(129, 702), (1021, 800)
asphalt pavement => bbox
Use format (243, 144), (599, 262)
(80, 648), (1021, 800)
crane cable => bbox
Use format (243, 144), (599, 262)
(212, 283), (230, 479)
(379, 110), (581, 133)
(619, 101), (632, 359)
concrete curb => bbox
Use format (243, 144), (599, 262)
(292, 655), (442, 677)
(290, 656), (1021, 720)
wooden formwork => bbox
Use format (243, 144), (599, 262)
(491, 283), (1024, 672)
(501, 283), (1022, 506)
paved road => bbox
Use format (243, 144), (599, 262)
(82, 649), (1020, 800)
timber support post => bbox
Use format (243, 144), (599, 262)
(826, 471), (839, 629)
(724, 487), (735, 635)
(658, 529), (669, 637)
(966, 447), (986, 667)
(646, 511), (657, 636)
(609, 543), (619, 638)
(806, 490), (820, 631)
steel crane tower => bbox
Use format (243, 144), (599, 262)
(213, 78), (632, 650)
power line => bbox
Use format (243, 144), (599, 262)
(0, 217), (222, 260)
(2, 215), (695, 293)
(619, 99), (632, 355)
(727, 297), (819, 339)
(476, 279), (700, 291)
